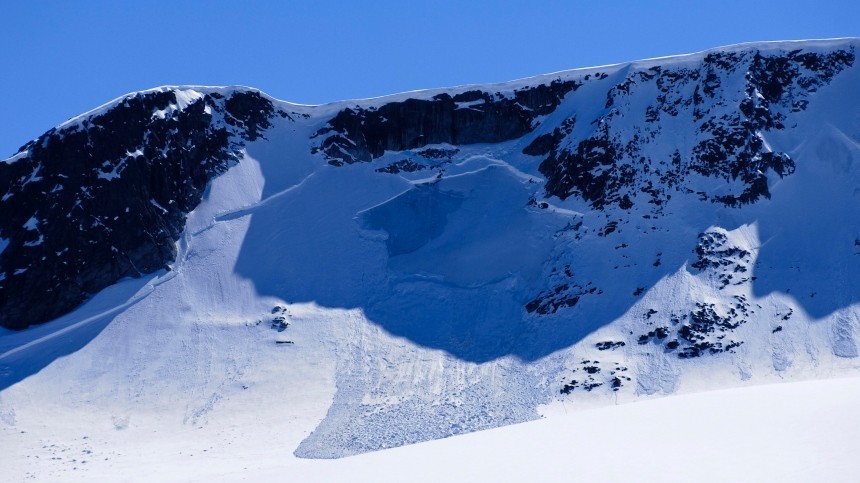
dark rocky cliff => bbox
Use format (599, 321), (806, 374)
(0, 89), (279, 329)
(312, 80), (581, 166)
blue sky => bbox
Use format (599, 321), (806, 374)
(2, 0), (857, 157)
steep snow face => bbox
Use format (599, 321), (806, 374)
(1, 39), (860, 466)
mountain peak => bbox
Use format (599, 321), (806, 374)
(2, 38), (860, 461)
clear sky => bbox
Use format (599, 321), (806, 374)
(2, 0), (857, 157)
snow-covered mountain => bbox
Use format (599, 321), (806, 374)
(1, 38), (860, 476)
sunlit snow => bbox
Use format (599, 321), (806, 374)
(1, 39), (860, 481)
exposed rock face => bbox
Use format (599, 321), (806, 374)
(311, 81), (581, 166)
(0, 89), (279, 329)
(0, 42), (856, 331)
(536, 48), (853, 209)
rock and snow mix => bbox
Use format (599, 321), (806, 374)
(1, 39), (860, 480)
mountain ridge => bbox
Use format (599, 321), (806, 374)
(1, 38), (860, 462)
(6, 37), (856, 161)
(2, 37), (856, 330)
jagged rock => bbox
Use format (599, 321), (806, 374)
(0, 88), (278, 329)
(536, 47), (853, 208)
(595, 341), (626, 351)
(376, 159), (425, 174)
(312, 81), (581, 165)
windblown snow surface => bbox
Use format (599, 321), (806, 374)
(2, 39), (860, 481)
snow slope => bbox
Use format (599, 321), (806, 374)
(1, 39), (860, 479)
(4, 375), (859, 482)
(209, 376), (860, 483)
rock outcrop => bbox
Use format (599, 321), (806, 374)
(0, 88), (280, 329)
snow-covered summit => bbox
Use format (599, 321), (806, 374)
(1, 38), (860, 470)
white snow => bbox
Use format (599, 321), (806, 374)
(2, 37), (860, 481)
(149, 199), (168, 213)
(23, 234), (44, 247)
(244, 376), (860, 483)
(1, 149), (29, 165)
(22, 216), (39, 230)
(19, 164), (44, 188)
(173, 89), (204, 110)
(1, 371), (857, 481)
(151, 101), (190, 120)
(454, 99), (486, 110)
(97, 150), (140, 181)
(151, 107), (169, 120)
